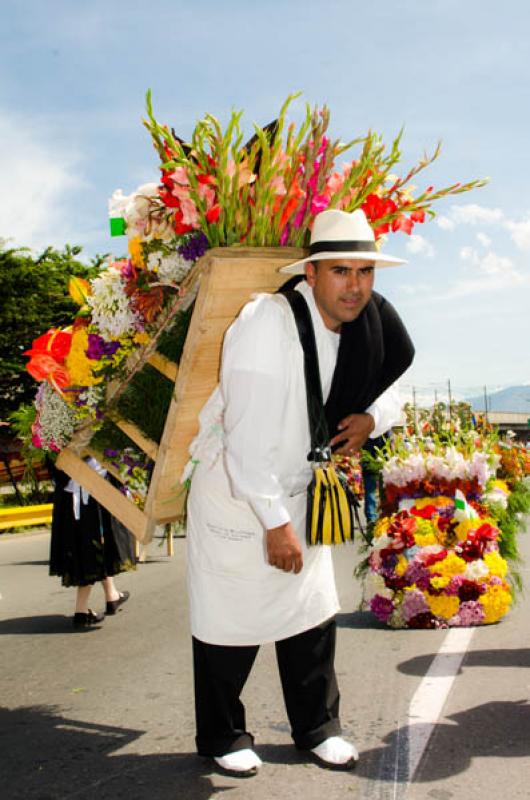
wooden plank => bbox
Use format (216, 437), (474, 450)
(148, 352), (178, 382)
(144, 247), (304, 523)
(56, 449), (153, 543)
(113, 417), (159, 460)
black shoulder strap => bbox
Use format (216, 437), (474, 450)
(282, 290), (330, 460)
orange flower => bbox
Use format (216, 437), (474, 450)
(24, 329), (73, 389)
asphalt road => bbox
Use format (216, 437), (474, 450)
(1, 522), (529, 800)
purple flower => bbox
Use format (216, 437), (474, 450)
(370, 595), (394, 623)
(104, 449), (120, 458)
(87, 334), (120, 360)
(178, 232), (209, 262)
(402, 588), (429, 622)
(404, 560), (431, 590)
(449, 601), (485, 627)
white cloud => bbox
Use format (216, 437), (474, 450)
(448, 204), (505, 226)
(406, 234), (435, 258)
(436, 215), (455, 231)
(0, 111), (93, 252)
(476, 232), (491, 247)
(505, 216), (530, 252)
(460, 245), (479, 264)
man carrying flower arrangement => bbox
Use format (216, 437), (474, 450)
(185, 208), (414, 776)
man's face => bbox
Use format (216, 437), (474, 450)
(305, 258), (375, 332)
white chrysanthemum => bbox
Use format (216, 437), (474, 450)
(146, 251), (194, 285)
(88, 268), (139, 340)
(364, 571), (394, 602)
(464, 559), (489, 581)
(469, 451), (494, 487)
(371, 533), (393, 551)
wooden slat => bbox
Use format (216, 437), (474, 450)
(82, 447), (128, 486)
(56, 449), (154, 543)
(144, 247), (304, 523)
(148, 352), (178, 382)
(113, 417), (159, 460)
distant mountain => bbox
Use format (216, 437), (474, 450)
(466, 385), (530, 413)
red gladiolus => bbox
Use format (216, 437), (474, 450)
(173, 209), (193, 235)
(159, 190), (180, 209)
(391, 215), (414, 235)
(197, 173), (216, 186)
(373, 223), (390, 238)
(206, 204), (221, 223)
(411, 209), (426, 223)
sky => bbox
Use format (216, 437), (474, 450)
(1, 0), (529, 404)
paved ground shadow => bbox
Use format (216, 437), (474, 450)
(398, 647), (530, 676)
(0, 615), (100, 635)
(1, 705), (219, 800)
(354, 698), (530, 785)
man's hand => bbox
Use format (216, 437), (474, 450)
(267, 522), (303, 574)
(330, 412), (375, 455)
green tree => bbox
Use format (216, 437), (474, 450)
(0, 242), (106, 420)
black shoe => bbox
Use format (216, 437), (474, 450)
(105, 591), (130, 615)
(73, 609), (105, 628)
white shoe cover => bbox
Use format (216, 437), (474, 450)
(311, 736), (359, 765)
(214, 748), (262, 773)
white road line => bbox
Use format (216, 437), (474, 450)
(405, 627), (476, 784)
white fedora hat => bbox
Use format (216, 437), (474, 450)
(280, 208), (406, 274)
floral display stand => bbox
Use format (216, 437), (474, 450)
(57, 247), (303, 542)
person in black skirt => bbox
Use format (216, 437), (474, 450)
(48, 458), (136, 628)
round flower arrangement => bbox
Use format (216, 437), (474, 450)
(361, 417), (527, 628)
(365, 500), (512, 628)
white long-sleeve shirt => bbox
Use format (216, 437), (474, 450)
(186, 280), (403, 645)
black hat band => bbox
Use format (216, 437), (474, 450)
(309, 240), (377, 256)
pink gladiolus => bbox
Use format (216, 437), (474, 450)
(311, 194), (330, 215)
(180, 197), (200, 227)
(292, 203), (307, 228)
(317, 136), (330, 157)
(280, 226), (290, 245)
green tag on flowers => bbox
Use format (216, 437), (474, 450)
(109, 217), (126, 236)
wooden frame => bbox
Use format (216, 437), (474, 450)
(56, 246), (305, 544)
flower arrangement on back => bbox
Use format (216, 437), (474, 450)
(21, 92), (488, 506)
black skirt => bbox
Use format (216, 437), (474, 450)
(49, 467), (137, 588)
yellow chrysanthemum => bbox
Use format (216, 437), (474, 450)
(490, 479), (510, 495)
(65, 329), (101, 387)
(479, 585), (512, 624)
(454, 518), (481, 543)
(429, 552), (467, 577)
(395, 554), (409, 577)
(484, 551), (508, 579)
(373, 517), (391, 539)
(414, 496), (453, 510)
(430, 576), (451, 590)
(134, 332), (150, 345)
(414, 518), (438, 546)
(128, 235), (145, 268)
(426, 593), (460, 620)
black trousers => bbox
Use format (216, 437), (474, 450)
(192, 617), (341, 756)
